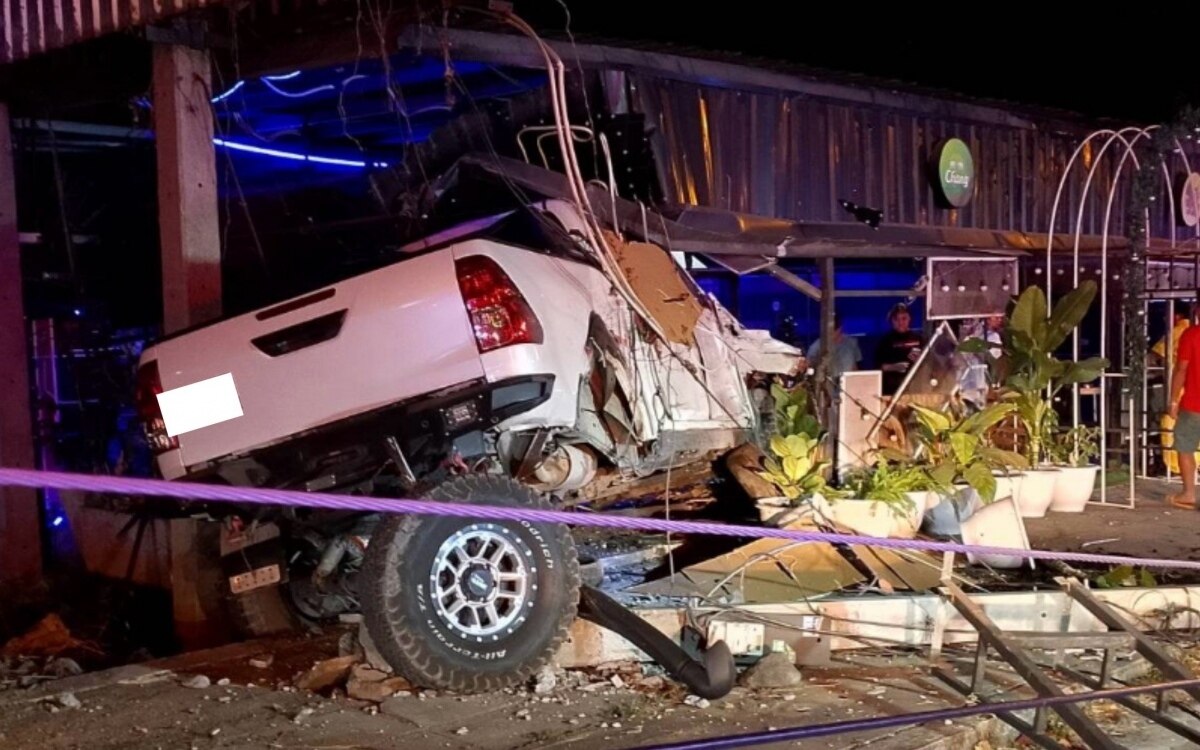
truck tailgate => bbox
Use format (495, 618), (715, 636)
(150, 250), (484, 469)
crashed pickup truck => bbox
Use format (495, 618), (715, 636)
(136, 160), (800, 692)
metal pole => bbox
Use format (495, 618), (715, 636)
(819, 258), (837, 455)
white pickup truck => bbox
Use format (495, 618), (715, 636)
(137, 194), (799, 692)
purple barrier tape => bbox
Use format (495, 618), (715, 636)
(637, 677), (1200, 749)
(3, 466), (1200, 572)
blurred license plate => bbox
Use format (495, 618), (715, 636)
(229, 564), (281, 594)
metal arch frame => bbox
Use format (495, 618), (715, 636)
(1045, 126), (1198, 509)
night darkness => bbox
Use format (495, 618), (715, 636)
(521, 3), (1200, 123)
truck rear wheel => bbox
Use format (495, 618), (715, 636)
(362, 475), (580, 693)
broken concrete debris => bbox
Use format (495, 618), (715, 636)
(248, 654), (274, 670)
(345, 664), (412, 702)
(738, 652), (803, 689)
(533, 665), (558, 695)
(181, 675), (211, 689)
(1, 654), (89, 691)
(47, 657), (83, 677)
(52, 692), (82, 709)
(295, 655), (358, 692)
(292, 707), (315, 724)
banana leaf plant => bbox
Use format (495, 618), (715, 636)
(962, 282), (1107, 467)
(884, 401), (1027, 502)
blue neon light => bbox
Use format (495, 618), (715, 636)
(51, 515), (64, 528)
(262, 71), (301, 81)
(213, 137), (389, 169)
(261, 78), (336, 99)
(210, 80), (245, 104)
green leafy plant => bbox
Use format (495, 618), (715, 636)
(771, 383), (822, 441)
(1095, 565), (1157, 589)
(964, 283), (1107, 467)
(841, 459), (931, 519)
(1046, 425), (1101, 468)
(758, 433), (831, 502)
(897, 401), (1027, 502)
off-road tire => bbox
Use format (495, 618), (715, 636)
(362, 475), (580, 692)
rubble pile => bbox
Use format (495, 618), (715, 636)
(1, 615), (91, 693)
(0, 655), (84, 692)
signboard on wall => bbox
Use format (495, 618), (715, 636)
(1181, 172), (1200, 227)
(926, 257), (1018, 319)
(931, 138), (975, 208)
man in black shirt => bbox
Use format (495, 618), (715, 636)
(876, 303), (925, 395)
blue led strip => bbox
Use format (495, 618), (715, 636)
(212, 137), (389, 169)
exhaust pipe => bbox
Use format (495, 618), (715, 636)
(576, 586), (736, 700)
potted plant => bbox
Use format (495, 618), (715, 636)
(964, 282), (1107, 518)
(893, 400), (1027, 535)
(1047, 425), (1101, 512)
(837, 459), (934, 538)
(906, 401), (1026, 500)
(756, 432), (833, 526)
(752, 383), (831, 524)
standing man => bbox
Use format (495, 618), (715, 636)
(806, 314), (862, 386)
(1168, 301), (1200, 509)
(876, 303), (925, 396)
(984, 313), (1005, 360)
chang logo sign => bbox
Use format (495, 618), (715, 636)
(933, 138), (975, 208)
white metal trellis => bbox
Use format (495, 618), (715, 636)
(1046, 126), (1200, 509)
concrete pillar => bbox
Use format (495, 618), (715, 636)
(0, 102), (44, 588)
(152, 43), (229, 647)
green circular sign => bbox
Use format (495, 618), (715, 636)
(935, 138), (975, 208)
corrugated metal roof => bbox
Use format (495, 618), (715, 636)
(1, 0), (217, 64)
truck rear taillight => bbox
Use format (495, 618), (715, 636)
(135, 360), (180, 455)
(455, 255), (544, 353)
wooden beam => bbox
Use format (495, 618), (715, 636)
(763, 263), (821, 301)
(153, 42), (221, 333)
(0, 101), (43, 587)
(152, 43), (228, 648)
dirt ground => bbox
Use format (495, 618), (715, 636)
(0, 638), (995, 750)
(1026, 479), (1200, 567)
(7, 481), (1200, 749)
(5, 630), (1200, 750)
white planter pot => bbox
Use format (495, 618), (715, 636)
(1014, 469), (1058, 518)
(894, 491), (931, 538)
(922, 486), (981, 537)
(1050, 466), (1099, 513)
(993, 472), (1025, 504)
(757, 497), (800, 526)
(961, 497), (1033, 569)
(822, 498), (894, 538)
